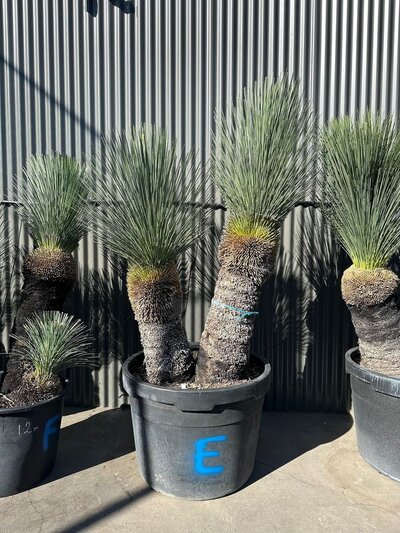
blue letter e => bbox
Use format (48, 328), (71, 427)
(195, 435), (227, 475)
(43, 414), (61, 451)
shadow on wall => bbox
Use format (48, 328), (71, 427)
(64, 258), (140, 407)
(300, 210), (355, 412)
(86, 0), (135, 17)
(390, 253), (400, 277)
(253, 207), (356, 413)
(254, 258), (309, 412)
(0, 216), (23, 373)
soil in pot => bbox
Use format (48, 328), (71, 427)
(134, 354), (264, 389)
(0, 370), (63, 409)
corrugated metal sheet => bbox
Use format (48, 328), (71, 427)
(0, 0), (398, 410)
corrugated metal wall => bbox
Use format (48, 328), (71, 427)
(1, 0), (398, 410)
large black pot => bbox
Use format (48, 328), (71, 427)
(346, 347), (400, 482)
(122, 349), (271, 500)
(0, 380), (66, 497)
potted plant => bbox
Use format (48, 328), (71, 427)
(0, 311), (95, 497)
(320, 112), (400, 481)
(1, 153), (89, 394)
(95, 78), (313, 499)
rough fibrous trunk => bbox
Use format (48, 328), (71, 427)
(196, 230), (277, 384)
(342, 266), (400, 376)
(127, 264), (194, 384)
(1, 248), (77, 394)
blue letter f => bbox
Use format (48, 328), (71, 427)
(43, 414), (61, 451)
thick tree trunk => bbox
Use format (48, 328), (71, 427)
(1, 249), (77, 393)
(342, 266), (400, 376)
(196, 231), (277, 384)
(127, 264), (194, 384)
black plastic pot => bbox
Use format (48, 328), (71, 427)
(0, 381), (67, 497)
(346, 347), (400, 482)
(122, 349), (271, 500)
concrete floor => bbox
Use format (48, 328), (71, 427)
(1, 408), (399, 533)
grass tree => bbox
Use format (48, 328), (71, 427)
(5, 311), (95, 405)
(93, 126), (205, 384)
(16, 312), (94, 381)
(196, 77), (314, 384)
(321, 112), (400, 376)
(2, 153), (89, 393)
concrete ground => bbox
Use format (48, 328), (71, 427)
(1, 408), (399, 533)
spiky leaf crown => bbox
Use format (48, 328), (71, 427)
(13, 311), (96, 381)
(92, 125), (209, 270)
(18, 153), (89, 253)
(213, 75), (315, 240)
(321, 112), (400, 270)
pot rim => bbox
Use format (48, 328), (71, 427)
(345, 346), (400, 397)
(0, 377), (69, 415)
(122, 344), (271, 412)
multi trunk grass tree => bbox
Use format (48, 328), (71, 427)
(196, 76), (315, 384)
(93, 126), (206, 384)
(321, 112), (400, 376)
(2, 153), (89, 393)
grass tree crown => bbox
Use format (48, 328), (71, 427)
(321, 112), (400, 270)
(13, 311), (95, 385)
(93, 126), (206, 272)
(18, 153), (89, 253)
(213, 75), (315, 241)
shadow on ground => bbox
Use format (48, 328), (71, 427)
(32, 410), (353, 530)
(41, 406), (352, 495)
(57, 487), (151, 533)
(41, 407), (134, 485)
(247, 412), (353, 487)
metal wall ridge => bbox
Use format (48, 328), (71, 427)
(1, 0), (397, 410)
